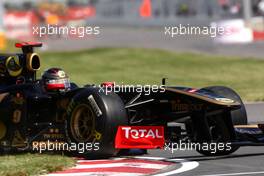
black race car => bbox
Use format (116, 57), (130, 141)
(0, 42), (262, 158)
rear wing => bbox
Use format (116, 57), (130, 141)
(15, 42), (42, 54)
(0, 42), (42, 84)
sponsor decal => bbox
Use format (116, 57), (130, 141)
(66, 100), (75, 115)
(87, 95), (103, 117)
(115, 126), (164, 149)
(215, 97), (234, 103)
(43, 134), (64, 139)
(43, 128), (64, 139)
(171, 100), (203, 111)
(11, 130), (26, 147)
(12, 109), (22, 123)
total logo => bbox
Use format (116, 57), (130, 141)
(122, 126), (163, 139)
(115, 126), (165, 149)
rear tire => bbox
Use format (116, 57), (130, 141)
(65, 88), (127, 158)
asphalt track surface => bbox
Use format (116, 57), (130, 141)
(42, 27), (264, 175)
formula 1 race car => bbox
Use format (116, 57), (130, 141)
(0, 42), (263, 158)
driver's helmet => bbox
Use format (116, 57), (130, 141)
(42, 68), (71, 92)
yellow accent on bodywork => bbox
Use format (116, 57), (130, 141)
(93, 130), (102, 140)
(5, 56), (22, 77)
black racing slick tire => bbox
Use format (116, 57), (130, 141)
(203, 86), (248, 125)
(196, 86), (247, 156)
(65, 88), (128, 158)
(195, 113), (238, 156)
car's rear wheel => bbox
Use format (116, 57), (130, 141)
(65, 88), (128, 158)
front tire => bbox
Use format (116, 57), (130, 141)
(65, 88), (127, 158)
(195, 113), (238, 156)
(202, 86), (247, 125)
(196, 86), (247, 156)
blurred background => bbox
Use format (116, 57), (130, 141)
(0, 0), (263, 56)
(0, 0), (263, 101)
(1, 2), (264, 175)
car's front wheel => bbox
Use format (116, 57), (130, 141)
(65, 88), (127, 158)
(202, 86), (247, 125)
(195, 113), (239, 156)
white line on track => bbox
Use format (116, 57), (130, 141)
(201, 171), (264, 176)
(131, 156), (199, 176)
(153, 159), (199, 176)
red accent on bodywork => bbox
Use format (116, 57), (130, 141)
(101, 82), (115, 87)
(115, 126), (164, 149)
(188, 89), (198, 93)
(46, 83), (65, 90)
(15, 42), (42, 48)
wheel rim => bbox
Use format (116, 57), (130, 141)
(0, 121), (6, 140)
(70, 104), (95, 142)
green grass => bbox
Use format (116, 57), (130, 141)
(38, 48), (264, 101)
(0, 153), (75, 176)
